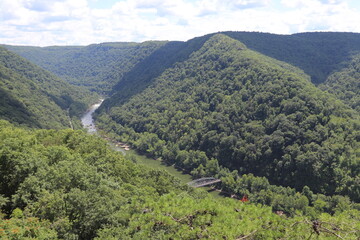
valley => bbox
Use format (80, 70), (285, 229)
(0, 31), (359, 239)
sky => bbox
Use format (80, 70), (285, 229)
(1, 0), (360, 46)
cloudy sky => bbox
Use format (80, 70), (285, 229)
(1, 0), (360, 46)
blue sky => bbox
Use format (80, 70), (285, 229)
(1, 0), (360, 46)
(89, 0), (120, 9)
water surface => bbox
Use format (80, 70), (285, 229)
(81, 100), (103, 134)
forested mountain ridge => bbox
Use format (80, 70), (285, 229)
(106, 34), (216, 107)
(4, 41), (166, 93)
(6, 32), (360, 117)
(6, 31), (360, 92)
(223, 31), (360, 84)
(96, 34), (360, 203)
(0, 46), (98, 129)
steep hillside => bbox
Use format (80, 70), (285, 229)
(223, 31), (360, 84)
(320, 54), (360, 113)
(1, 120), (359, 239)
(106, 35), (215, 107)
(97, 34), (360, 202)
(0, 47), (98, 129)
(4, 41), (166, 93)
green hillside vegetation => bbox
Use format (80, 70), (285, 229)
(320, 54), (360, 112)
(96, 34), (360, 204)
(4, 42), (166, 93)
(106, 33), (304, 108)
(0, 120), (359, 239)
(97, 31), (360, 113)
(0, 46), (98, 129)
(106, 35), (217, 107)
(223, 31), (360, 84)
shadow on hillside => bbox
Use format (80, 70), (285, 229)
(101, 34), (216, 110)
(47, 93), (88, 117)
(0, 87), (41, 128)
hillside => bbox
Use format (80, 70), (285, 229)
(4, 41), (166, 93)
(96, 34), (360, 203)
(0, 46), (98, 129)
(223, 31), (360, 84)
(0, 120), (359, 239)
(106, 35), (215, 107)
(320, 53), (360, 113)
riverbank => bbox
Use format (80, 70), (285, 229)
(80, 100), (223, 197)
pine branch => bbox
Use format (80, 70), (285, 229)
(236, 230), (257, 240)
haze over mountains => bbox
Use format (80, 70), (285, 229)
(1, 31), (359, 239)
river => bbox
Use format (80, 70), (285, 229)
(80, 99), (104, 134)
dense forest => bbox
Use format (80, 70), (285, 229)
(96, 34), (360, 203)
(0, 47), (98, 129)
(223, 32), (360, 84)
(0, 120), (359, 239)
(1, 31), (360, 239)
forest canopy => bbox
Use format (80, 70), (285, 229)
(0, 120), (359, 239)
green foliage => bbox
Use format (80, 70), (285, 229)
(0, 209), (57, 240)
(0, 47), (98, 129)
(0, 120), (184, 238)
(95, 193), (360, 239)
(1, 120), (359, 239)
(97, 34), (360, 205)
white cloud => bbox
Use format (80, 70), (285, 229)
(0, 0), (359, 46)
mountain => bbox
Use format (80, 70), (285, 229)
(223, 31), (360, 84)
(96, 34), (360, 202)
(7, 32), (360, 92)
(0, 46), (98, 129)
(320, 53), (360, 113)
(4, 41), (166, 93)
(105, 35), (215, 107)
